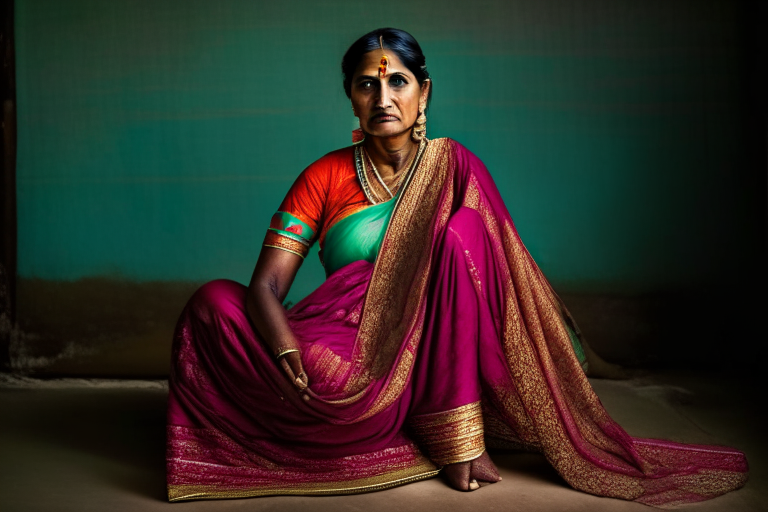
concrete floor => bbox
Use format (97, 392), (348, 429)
(0, 370), (765, 512)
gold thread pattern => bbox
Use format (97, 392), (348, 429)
(408, 402), (486, 466)
(263, 230), (309, 259)
(465, 181), (649, 500)
(170, 138), (747, 505)
(348, 139), (456, 418)
(168, 467), (440, 502)
(167, 424), (440, 502)
(267, 227), (311, 246)
(304, 344), (354, 394)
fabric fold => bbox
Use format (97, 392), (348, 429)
(167, 138), (748, 505)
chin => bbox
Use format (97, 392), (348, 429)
(366, 124), (408, 139)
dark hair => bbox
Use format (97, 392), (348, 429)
(342, 28), (431, 105)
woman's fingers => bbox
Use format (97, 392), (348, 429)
(283, 352), (308, 388)
(280, 351), (310, 399)
(279, 357), (296, 382)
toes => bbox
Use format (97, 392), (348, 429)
(443, 462), (471, 491)
(444, 453), (502, 492)
(470, 452), (502, 483)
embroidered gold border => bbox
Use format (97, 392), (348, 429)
(463, 177), (648, 499)
(408, 401), (486, 466)
(342, 139), (456, 418)
(168, 463), (440, 502)
(267, 227), (311, 246)
(263, 230), (309, 259)
(275, 139), (457, 416)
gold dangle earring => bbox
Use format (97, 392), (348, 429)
(411, 104), (427, 142)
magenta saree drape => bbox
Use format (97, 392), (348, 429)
(167, 138), (747, 505)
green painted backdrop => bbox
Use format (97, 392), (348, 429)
(15, 0), (758, 305)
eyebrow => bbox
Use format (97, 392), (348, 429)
(355, 72), (410, 82)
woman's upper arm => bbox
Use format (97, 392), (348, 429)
(250, 155), (330, 304)
(248, 246), (303, 303)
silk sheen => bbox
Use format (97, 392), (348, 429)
(172, 139), (748, 504)
(322, 197), (397, 277)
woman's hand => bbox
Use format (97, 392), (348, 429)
(246, 246), (312, 401)
(278, 350), (311, 399)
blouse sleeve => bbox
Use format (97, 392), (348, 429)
(262, 161), (328, 259)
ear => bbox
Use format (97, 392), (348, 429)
(419, 79), (431, 109)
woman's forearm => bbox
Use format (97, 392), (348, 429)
(246, 247), (304, 355)
(246, 280), (297, 355)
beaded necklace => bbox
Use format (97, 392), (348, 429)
(354, 139), (427, 205)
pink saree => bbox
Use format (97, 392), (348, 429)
(167, 138), (748, 506)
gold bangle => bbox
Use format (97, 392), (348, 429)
(275, 347), (299, 360)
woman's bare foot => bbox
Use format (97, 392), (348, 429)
(442, 451), (502, 491)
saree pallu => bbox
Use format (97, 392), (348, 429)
(167, 138), (748, 506)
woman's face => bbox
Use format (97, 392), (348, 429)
(350, 50), (429, 140)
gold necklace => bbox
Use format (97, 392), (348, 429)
(364, 144), (419, 199)
(364, 149), (394, 200)
(354, 139), (427, 205)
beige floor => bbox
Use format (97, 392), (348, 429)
(0, 370), (764, 512)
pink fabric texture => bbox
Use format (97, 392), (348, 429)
(167, 139), (748, 505)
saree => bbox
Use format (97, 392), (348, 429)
(167, 138), (748, 506)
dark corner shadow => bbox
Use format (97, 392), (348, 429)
(486, 449), (567, 488)
(3, 386), (169, 501)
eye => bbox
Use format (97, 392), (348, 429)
(389, 76), (407, 87)
(359, 80), (376, 91)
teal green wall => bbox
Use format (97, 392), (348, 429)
(15, 0), (757, 301)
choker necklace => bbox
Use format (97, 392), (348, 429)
(364, 148), (413, 200)
(354, 139), (427, 205)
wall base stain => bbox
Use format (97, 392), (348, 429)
(11, 278), (766, 378)
(15, 278), (201, 378)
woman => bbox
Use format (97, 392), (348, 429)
(167, 28), (748, 505)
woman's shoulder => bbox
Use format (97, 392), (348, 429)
(299, 146), (355, 182)
(307, 146), (355, 169)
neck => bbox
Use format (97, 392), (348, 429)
(363, 133), (418, 179)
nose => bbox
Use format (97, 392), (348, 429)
(375, 81), (392, 110)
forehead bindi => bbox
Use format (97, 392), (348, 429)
(353, 51), (412, 79)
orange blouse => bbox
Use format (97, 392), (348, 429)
(263, 147), (370, 259)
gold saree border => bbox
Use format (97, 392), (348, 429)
(344, 139), (457, 418)
(263, 230), (309, 259)
(292, 138), (458, 416)
(408, 401), (486, 466)
(168, 462), (440, 502)
(465, 175), (647, 500)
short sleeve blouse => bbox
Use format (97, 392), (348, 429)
(262, 146), (371, 260)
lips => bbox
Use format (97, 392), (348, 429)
(372, 113), (398, 122)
